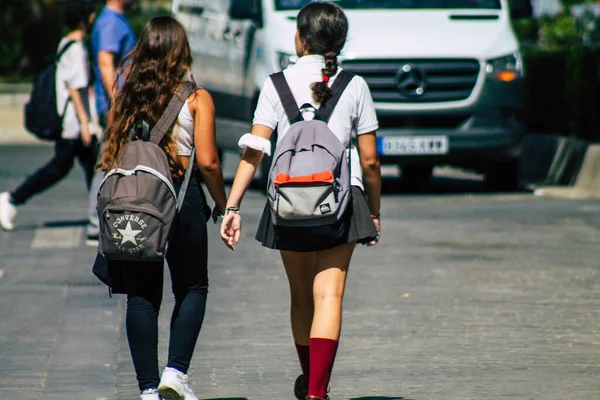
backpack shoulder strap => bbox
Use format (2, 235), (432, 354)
(55, 40), (77, 63)
(270, 72), (303, 124)
(55, 40), (78, 118)
(317, 70), (355, 123)
(150, 81), (196, 145)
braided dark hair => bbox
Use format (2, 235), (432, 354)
(297, 2), (349, 104)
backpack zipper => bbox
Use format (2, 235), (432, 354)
(98, 165), (177, 198)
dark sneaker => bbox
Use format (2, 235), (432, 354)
(86, 234), (99, 247)
(294, 374), (308, 400)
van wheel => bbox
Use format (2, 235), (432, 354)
(401, 165), (434, 188)
(484, 159), (520, 191)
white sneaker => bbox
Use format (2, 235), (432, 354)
(158, 367), (198, 400)
(0, 192), (17, 231)
(141, 388), (160, 400)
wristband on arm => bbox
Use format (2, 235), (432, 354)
(238, 133), (271, 156)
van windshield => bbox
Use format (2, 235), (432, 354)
(275, 0), (501, 10)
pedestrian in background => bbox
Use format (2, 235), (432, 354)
(220, 2), (382, 399)
(85, 0), (137, 245)
(0, 0), (97, 231)
(94, 16), (227, 400)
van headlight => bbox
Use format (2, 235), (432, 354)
(485, 52), (524, 82)
(277, 52), (298, 70)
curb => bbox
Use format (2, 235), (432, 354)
(0, 83), (32, 94)
(533, 187), (596, 199)
(522, 133), (600, 199)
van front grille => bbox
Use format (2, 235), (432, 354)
(341, 59), (480, 103)
(377, 114), (470, 129)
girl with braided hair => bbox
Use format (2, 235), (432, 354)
(221, 2), (382, 399)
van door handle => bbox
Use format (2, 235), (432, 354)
(223, 27), (242, 41)
(223, 27), (233, 41)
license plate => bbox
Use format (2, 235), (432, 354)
(378, 136), (449, 155)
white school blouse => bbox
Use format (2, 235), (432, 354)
(55, 38), (91, 140)
(172, 99), (195, 156)
(253, 54), (379, 189)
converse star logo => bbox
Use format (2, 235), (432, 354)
(117, 222), (142, 246)
(110, 214), (149, 254)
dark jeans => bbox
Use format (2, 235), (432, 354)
(110, 175), (210, 391)
(11, 138), (96, 205)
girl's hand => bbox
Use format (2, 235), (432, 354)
(367, 216), (380, 247)
(80, 123), (93, 148)
(220, 212), (242, 251)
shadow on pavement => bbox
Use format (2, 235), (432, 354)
(11, 218), (88, 231)
(381, 176), (532, 196)
(200, 398), (249, 400)
(350, 397), (413, 400)
(244, 175), (532, 197)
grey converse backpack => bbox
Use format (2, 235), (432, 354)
(268, 70), (355, 227)
(97, 82), (196, 262)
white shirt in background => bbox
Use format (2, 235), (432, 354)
(55, 38), (91, 140)
(253, 54), (379, 189)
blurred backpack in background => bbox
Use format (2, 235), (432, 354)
(24, 40), (76, 141)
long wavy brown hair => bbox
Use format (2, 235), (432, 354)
(98, 15), (194, 178)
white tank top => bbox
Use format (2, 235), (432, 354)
(173, 99), (194, 156)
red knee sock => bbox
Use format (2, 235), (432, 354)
(295, 343), (310, 379)
(308, 338), (339, 398)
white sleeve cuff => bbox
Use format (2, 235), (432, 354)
(238, 133), (272, 156)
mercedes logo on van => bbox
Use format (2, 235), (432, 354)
(396, 64), (426, 97)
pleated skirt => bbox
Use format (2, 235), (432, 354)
(256, 186), (378, 252)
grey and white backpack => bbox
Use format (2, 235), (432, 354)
(268, 70), (355, 227)
(97, 82), (196, 262)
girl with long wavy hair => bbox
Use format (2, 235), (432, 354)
(95, 16), (226, 400)
(221, 3), (381, 399)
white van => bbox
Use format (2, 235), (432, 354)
(173, 0), (525, 189)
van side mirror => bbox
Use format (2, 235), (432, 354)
(229, 0), (263, 26)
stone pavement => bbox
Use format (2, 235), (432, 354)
(0, 86), (100, 146)
(0, 145), (599, 400)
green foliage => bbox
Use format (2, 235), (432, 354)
(512, 18), (539, 44)
(522, 46), (600, 141)
(0, 0), (64, 79)
(128, 6), (172, 38)
(538, 14), (581, 47)
(0, 1), (168, 81)
(560, 0), (589, 7)
(576, 8), (600, 45)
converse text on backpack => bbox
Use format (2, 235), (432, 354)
(111, 216), (148, 254)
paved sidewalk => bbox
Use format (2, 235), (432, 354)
(0, 87), (100, 145)
(0, 146), (599, 400)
